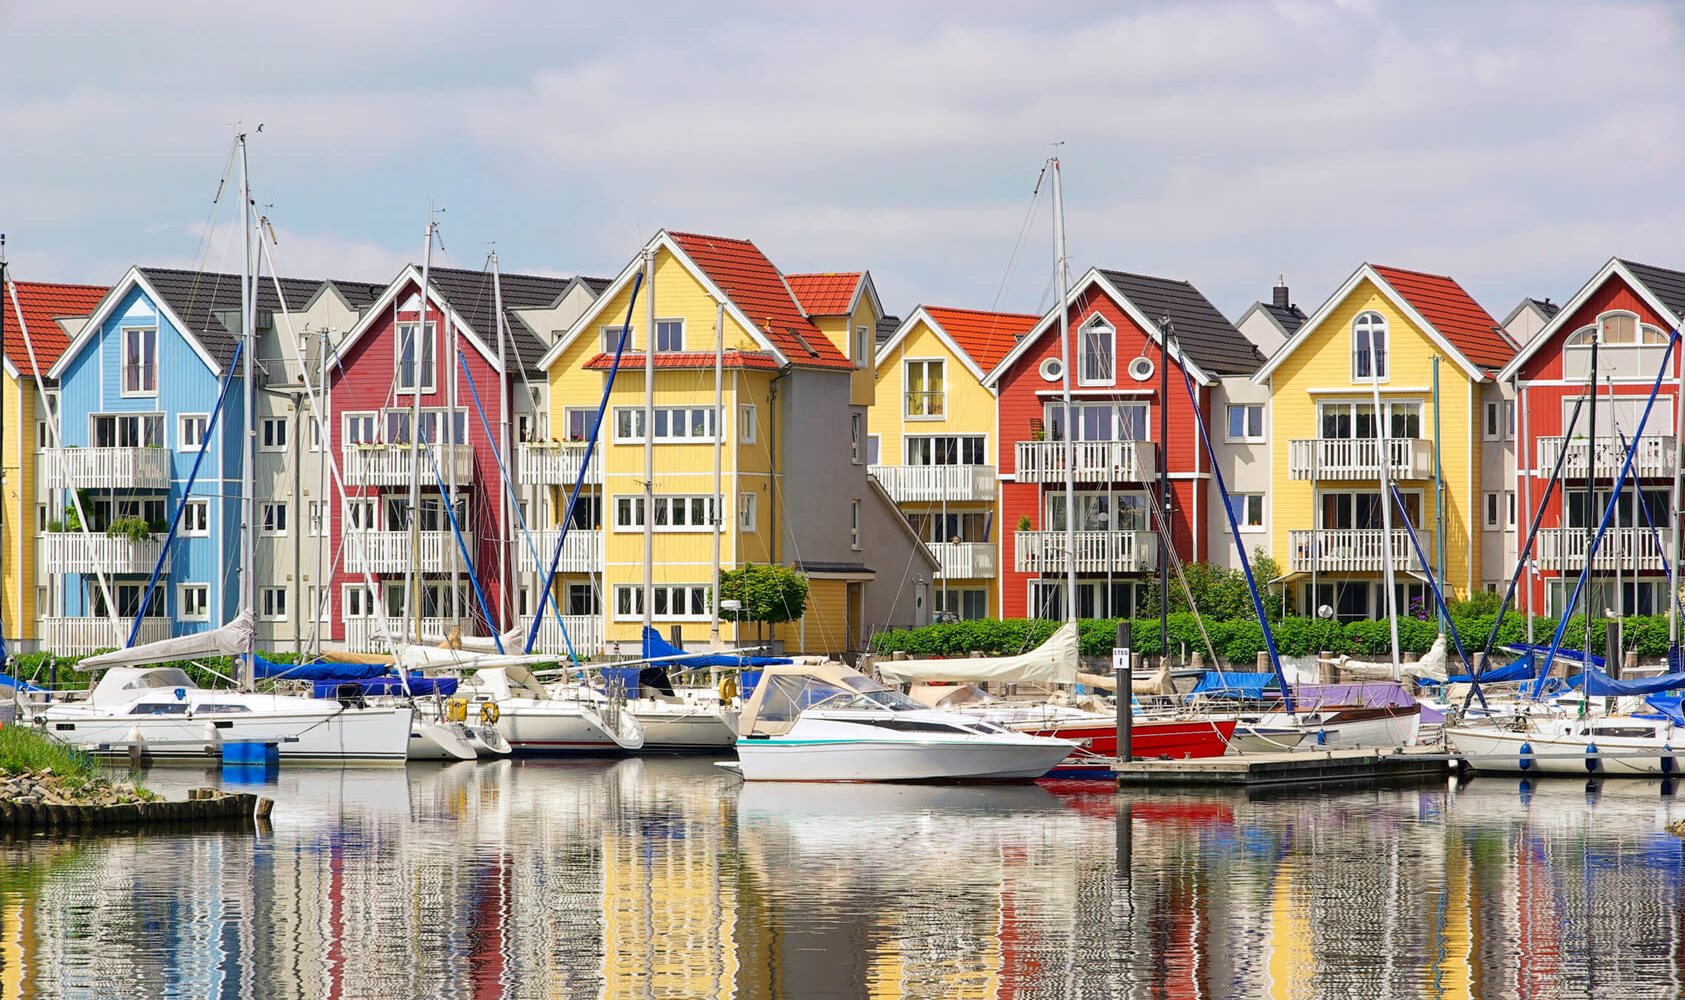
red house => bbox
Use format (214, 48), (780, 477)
(1499, 257), (1685, 617)
(983, 268), (1267, 619)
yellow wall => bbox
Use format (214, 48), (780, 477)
(1265, 277), (1480, 598)
(1, 372), (37, 643)
(775, 577), (850, 656)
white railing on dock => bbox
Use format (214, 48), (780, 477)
(1287, 437), (1432, 481)
(1014, 440), (1154, 483)
(1537, 526), (1670, 571)
(1014, 529), (1156, 573)
(516, 443), (601, 486)
(516, 530), (603, 573)
(39, 617), (171, 656)
(341, 617), (482, 652)
(868, 464), (996, 502)
(342, 530), (470, 574)
(342, 443), (475, 488)
(1288, 529), (1426, 574)
(38, 533), (171, 575)
(518, 614), (605, 658)
(927, 541), (997, 579)
(37, 447), (172, 491)
(1536, 435), (1675, 479)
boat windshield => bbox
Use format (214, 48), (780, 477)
(755, 674), (922, 723)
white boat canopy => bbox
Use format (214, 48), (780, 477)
(76, 611), (256, 671)
(875, 621), (1079, 686)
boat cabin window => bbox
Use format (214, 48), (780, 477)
(756, 674), (922, 722)
(124, 669), (195, 690)
(129, 703), (190, 715)
(1589, 726), (1656, 739)
(194, 704), (253, 714)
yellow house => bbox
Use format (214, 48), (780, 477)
(1, 278), (106, 654)
(534, 230), (935, 656)
(1251, 264), (1515, 619)
(870, 306), (1038, 620)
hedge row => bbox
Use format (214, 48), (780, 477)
(870, 613), (1679, 663)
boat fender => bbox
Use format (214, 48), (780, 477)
(1585, 742), (1600, 774)
(479, 702), (501, 726)
(1518, 742), (1533, 772)
(1315, 729), (1327, 746)
(718, 674), (739, 702)
(1665, 744), (1677, 775)
(444, 698), (469, 723)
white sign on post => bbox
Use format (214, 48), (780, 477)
(1112, 648), (1131, 673)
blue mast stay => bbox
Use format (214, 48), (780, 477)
(1387, 482), (1488, 711)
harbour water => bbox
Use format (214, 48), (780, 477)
(2, 760), (1683, 999)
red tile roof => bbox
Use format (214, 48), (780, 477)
(5, 281), (108, 377)
(922, 306), (1041, 372)
(786, 272), (861, 316)
(1371, 265), (1515, 370)
(666, 231), (854, 370)
(584, 350), (784, 372)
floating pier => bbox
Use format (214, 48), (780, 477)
(1114, 747), (1455, 788)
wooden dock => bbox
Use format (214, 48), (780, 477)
(1114, 747), (1455, 788)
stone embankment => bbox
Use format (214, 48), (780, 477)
(0, 770), (271, 831)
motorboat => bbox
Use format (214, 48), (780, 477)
(1450, 715), (1683, 776)
(36, 666), (412, 762)
(731, 661), (1076, 782)
(457, 665), (645, 754)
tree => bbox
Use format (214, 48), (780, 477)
(718, 563), (810, 644)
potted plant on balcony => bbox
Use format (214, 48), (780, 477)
(1016, 514), (1032, 532)
(106, 516), (154, 543)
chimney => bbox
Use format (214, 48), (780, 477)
(1272, 274), (1290, 311)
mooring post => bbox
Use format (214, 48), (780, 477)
(1114, 620), (1133, 765)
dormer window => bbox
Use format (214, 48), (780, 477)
(1563, 310), (1669, 379)
(121, 327), (158, 395)
(396, 321), (436, 393)
(1078, 317), (1115, 385)
(1353, 312), (1387, 381)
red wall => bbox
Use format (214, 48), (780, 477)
(996, 282), (1213, 618)
(327, 284), (511, 639)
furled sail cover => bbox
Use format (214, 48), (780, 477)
(642, 627), (792, 668)
(876, 621), (1079, 685)
(76, 611), (256, 670)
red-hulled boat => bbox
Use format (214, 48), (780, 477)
(1022, 716), (1236, 760)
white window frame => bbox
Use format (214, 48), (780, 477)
(90, 412), (164, 448)
(343, 412), (378, 446)
(1483, 401), (1502, 440)
(601, 324), (634, 353)
(308, 417), (322, 452)
(903, 358), (945, 419)
(612, 406), (718, 444)
(259, 586), (288, 622)
(738, 405), (757, 444)
(613, 495), (718, 532)
(179, 413), (209, 452)
(1077, 316), (1115, 386)
(36, 390), (59, 449)
(342, 584), (376, 619)
(182, 499), (210, 537)
(179, 583), (210, 622)
(307, 500), (326, 537)
(259, 416), (288, 452)
(1484, 491), (1500, 529)
(1225, 404), (1264, 443)
(306, 585), (330, 624)
(739, 493), (757, 531)
(1352, 311), (1388, 382)
(654, 318), (685, 353)
(1506, 490), (1516, 529)
(612, 584), (710, 621)
(261, 501), (288, 537)
(850, 413), (864, 464)
(395, 321), (437, 394)
(865, 434), (881, 467)
(850, 498), (862, 550)
(853, 325), (872, 369)
(120, 327), (159, 396)
(1228, 493), (1265, 531)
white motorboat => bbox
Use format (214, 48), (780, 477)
(37, 667), (412, 762)
(731, 661), (1075, 782)
(1450, 716), (1683, 776)
(458, 665), (645, 754)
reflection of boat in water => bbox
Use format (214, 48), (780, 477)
(737, 778), (1065, 820)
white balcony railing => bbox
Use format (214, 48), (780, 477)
(1288, 529), (1427, 574)
(519, 614), (606, 658)
(1537, 527), (1671, 572)
(37, 448), (171, 491)
(39, 617), (171, 657)
(1014, 440), (1155, 484)
(38, 533), (171, 575)
(869, 465), (997, 502)
(342, 530), (471, 574)
(517, 443), (601, 486)
(1287, 437), (1433, 481)
(1536, 435), (1676, 480)
(341, 617), (483, 653)
(927, 541), (997, 579)
(1014, 529), (1157, 574)
(342, 443), (476, 488)
(516, 530), (603, 573)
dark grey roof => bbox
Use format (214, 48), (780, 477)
(577, 276), (613, 298)
(1527, 297), (1561, 320)
(876, 314), (901, 345)
(139, 267), (325, 368)
(329, 280), (387, 310)
(1097, 269), (1267, 376)
(423, 266), (572, 374)
(1261, 302), (1308, 335)
(1619, 260), (1685, 322)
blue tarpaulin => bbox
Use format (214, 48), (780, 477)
(310, 674), (459, 698)
(640, 626), (791, 668)
(1447, 651), (1542, 684)
(1565, 666), (1685, 697)
(255, 656), (391, 683)
(1508, 643), (1605, 668)
(1189, 672), (1278, 699)
(0, 672), (40, 692)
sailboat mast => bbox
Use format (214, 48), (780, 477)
(1369, 336), (1399, 680)
(237, 134), (257, 688)
(1050, 158), (1076, 625)
(1585, 332), (1598, 666)
(447, 255), (461, 633)
(0, 242), (8, 663)
(642, 248), (656, 641)
(1672, 332), (1683, 647)
(408, 215), (434, 646)
(492, 252), (511, 632)
(711, 300), (724, 644)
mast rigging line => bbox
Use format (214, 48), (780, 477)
(1386, 481), (1488, 712)
(1609, 421), (1685, 627)
(412, 418), (501, 653)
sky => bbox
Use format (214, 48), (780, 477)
(2, 0), (1682, 324)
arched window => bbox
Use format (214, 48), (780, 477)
(1353, 312), (1387, 381)
(1564, 311), (1667, 347)
(1078, 316), (1115, 385)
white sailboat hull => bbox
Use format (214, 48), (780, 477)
(630, 702), (739, 750)
(490, 700), (644, 753)
(1450, 724), (1684, 776)
(407, 720), (478, 761)
(43, 705), (412, 762)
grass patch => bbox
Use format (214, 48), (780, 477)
(0, 725), (103, 781)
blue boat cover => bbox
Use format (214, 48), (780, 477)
(640, 626), (791, 668)
(0, 671), (40, 691)
(1447, 651), (1542, 684)
(1565, 666), (1685, 697)
(1644, 693), (1685, 726)
(1189, 672), (1277, 699)
(310, 674), (459, 698)
(1507, 643), (1605, 668)
(255, 656), (391, 682)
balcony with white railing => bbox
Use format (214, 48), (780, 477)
(869, 465), (997, 503)
(38, 533), (171, 575)
(927, 541), (998, 579)
(1288, 529), (1428, 574)
(519, 614), (606, 658)
(1536, 435), (1676, 480)
(37, 448), (171, 491)
(1537, 527), (1671, 572)
(1014, 529), (1157, 574)
(341, 617), (484, 653)
(39, 617), (171, 657)
(516, 530), (604, 573)
(1288, 437), (1433, 481)
(1014, 440), (1155, 484)
(517, 443), (602, 486)
(342, 530), (471, 574)
(342, 443), (476, 488)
